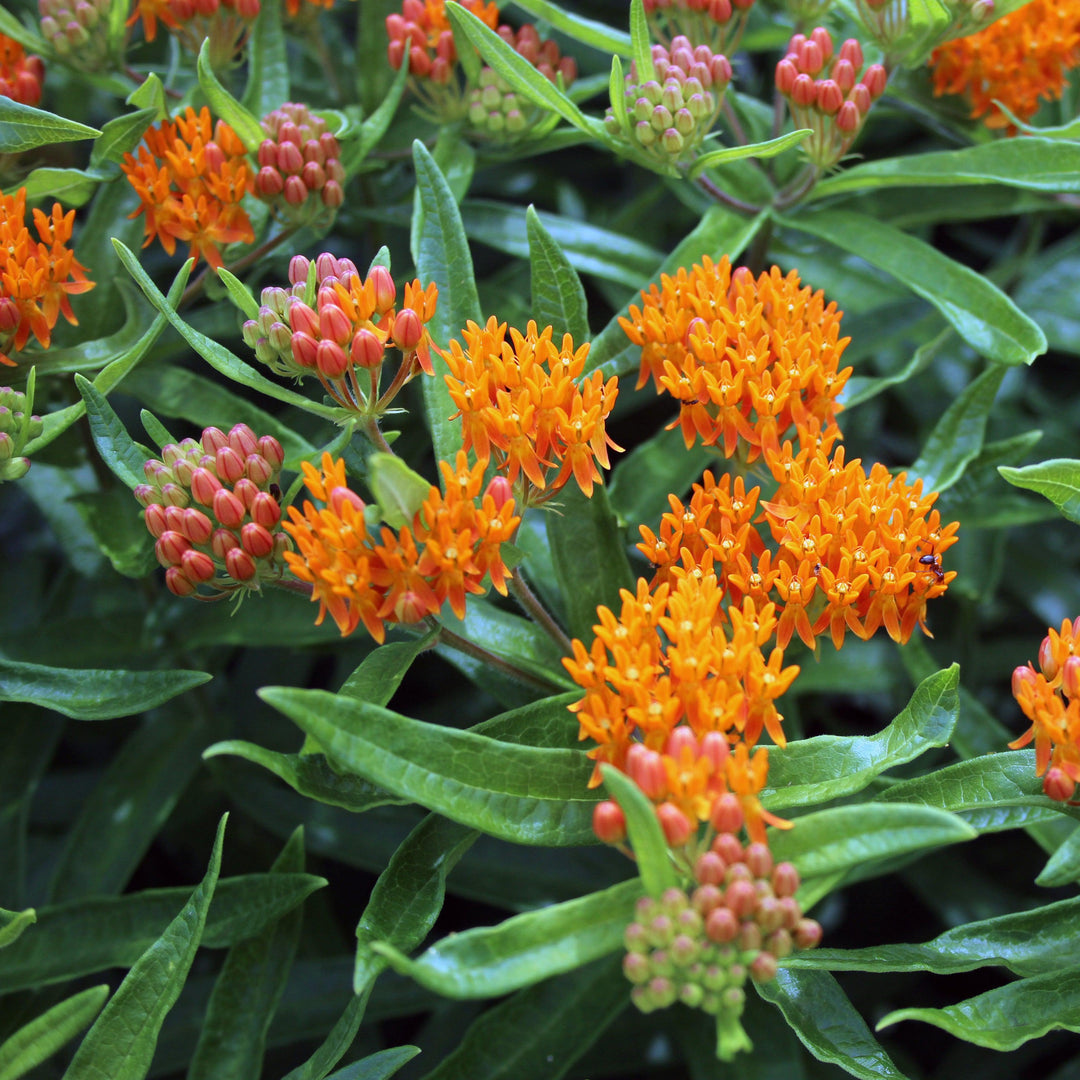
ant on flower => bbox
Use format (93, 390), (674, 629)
(918, 543), (946, 584)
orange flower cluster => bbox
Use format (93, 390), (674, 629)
(121, 107), (255, 270)
(931, 0), (1080, 130)
(386, 0), (499, 83)
(1012, 618), (1080, 802)
(127, 0), (259, 53)
(640, 444), (959, 652)
(564, 571), (798, 846)
(283, 452), (520, 641)
(620, 256), (852, 459)
(0, 188), (94, 367)
(0, 33), (44, 105)
(443, 317), (621, 505)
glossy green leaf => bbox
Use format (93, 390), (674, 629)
(355, 814), (478, 992)
(811, 138), (1080, 199)
(196, 39), (266, 152)
(1037, 823), (1080, 886)
(368, 452), (434, 528)
(757, 969), (911, 1080)
(784, 893), (1080, 977)
(339, 632), (438, 705)
(413, 140), (479, 468)
(909, 366), (1005, 492)
(0, 659), (210, 720)
(510, 0), (631, 55)
(842, 325), (950, 410)
(354, 59), (409, 166)
(0, 985), (109, 1080)
(764, 666), (958, 811)
(527, 205), (590, 343)
(777, 209), (1047, 366)
(546, 484), (635, 641)
(0, 97), (99, 153)
(689, 129), (812, 178)
(241, 0), (288, 117)
(417, 955), (626, 1080)
(600, 764), (676, 896)
(768, 803), (976, 879)
(281, 987), (372, 1080)
(126, 72), (166, 118)
(372, 878), (641, 998)
(6, 165), (110, 207)
(89, 108), (156, 167)
(877, 967), (1080, 1050)
(628, 0), (654, 80)
(325, 1048), (420, 1080)
(216, 267), (261, 320)
(0, 908), (36, 950)
(258, 687), (600, 844)
(187, 830), (307, 1080)
(63, 816), (227, 1080)
(999, 459), (1080, 525)
(0, 872), (326, 994)
(75, 373), (147, 489)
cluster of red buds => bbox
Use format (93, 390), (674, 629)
(38, 0), (110, 69)
(254, 103), (345, 222)
(134, 424), (287, 597)
(0, 34), (44, 106)
(856, 0), (993, 62)
(605, 38), (731, 166)
(240, 253), (438, 414)
(0, 386), (43, 483)
(386, 0), (499, 86)
(623, 843), (820, 1054)
(776, 28), (887, 168)
(642, 0), (754, 56)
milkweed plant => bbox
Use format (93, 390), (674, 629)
(3, 0), (1080, 1075)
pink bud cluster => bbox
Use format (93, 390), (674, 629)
(642, 0), (754, 55)
(496, 23), (576, 85)
(38, 0), (109, 68)
(605, 37), (731, 164)
(134, 424), (287, 597)
(254, 103), (345, 217)
(385, 0), (500, 85)
(775, 28), (886, 168)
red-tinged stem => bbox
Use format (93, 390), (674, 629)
(721, 98), (749, 147)
(179, 224), (302, 308)
(694, 173), (764, 217)
(424, 618), (567, 693)
(361, 416), (394, 455)
(509, 565), (573, 654)
(268, 575), (317, 596)
(773, 164), (819, 211)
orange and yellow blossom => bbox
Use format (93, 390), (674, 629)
(283, 451), (520, 641)
(930, 0), (1080, 131)
(1, 188), (94, 367)
(619, 256), (851, 459)
(443, 317), (621, 504)
(121, 107), (254, 270)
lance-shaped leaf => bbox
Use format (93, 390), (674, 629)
(241, 0), (288, 117)
(371, 878), (641, 998)
(339, 632), (438, 704)
(1037, 822), (1080, 887)
(688, 129), (811, 178)
(512, 0), (631, 55)
(628, 0), (654, 80)
(281, 988), (372, 1080)
(0, 98), (99, 153)
(600, 764), (676, 896)
(763, 666), (958, 811)
(776, 209), (1046, 367)
(368, 453), (433, 529)
(0, 909), (35, 950)
(0, 985), (109, 1080)
(876, 967), (1080, 1050)
(999, 459), (1080, 524)
(258, 687), (601, 845)
(0, 659), (210, 720)
(325, 1047), (420, 1080)
(527, 205), (589, 343)
(196, 39), (266, 152)
(76, 374), (148, 490)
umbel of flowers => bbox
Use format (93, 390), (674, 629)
(135, 425), (288, 598)
(127, 0), (260, 63)
(1, 187), (95, 367)
(38, 0), (111, 69)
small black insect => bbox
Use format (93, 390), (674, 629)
(918, 549), (945, 584)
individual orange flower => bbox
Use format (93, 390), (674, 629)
(443, 317), (621, 505)
(0, 33), (44, 105)
(620, 256), (851, 460)
(121, 107), (254, 269)
(930, 0), (1080, 131)
(0, 188), (94, 366)
(283, 451), (520, 641)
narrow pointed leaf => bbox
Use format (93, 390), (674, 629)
(527, 205), (589, 343)
(510, 0), (631, 55)
(325, 1047), (420, 1080)
(241, 0), (288, 116)
(999, 459), (1080, 524)
(281, 987), (372, 1080)
(0, 98), (99, 153)
(196, 39), (266, 152)
(1037, 823), (1080, 886)
(688, 129), (811, 177)
(75, 373), (148, 489)
(600, 764), (676, 896)
(355, 59), (409, 165)
(339, 632), (439, 705)
(0, 985), (109, 1080)
(0, 909), (35, 950)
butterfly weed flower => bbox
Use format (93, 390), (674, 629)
(443, 317), (621, 506)
(121, 107), (255, 270)
(0, 33), (45, 104)
(134, 424), (288, 598)
(127, 0), (260, 62)
(0, 187), (95, 367)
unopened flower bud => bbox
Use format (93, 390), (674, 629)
(657, 802), (692, 847)
(794, 917), (823, 950)
(593, 799), (627, 844)
(705, 905), (738, 943)
(166, 566), (198, 596)
(695, 851), (726, 885)
(225, 546), (258, 582)
(749, 951), (778, 983)
(213, 488), (246, 529)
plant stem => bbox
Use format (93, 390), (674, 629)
(773, 164), (819, 211)
(361, 416), (394, 455)
(509, 566), (573, 654)
(179, 224), (302, 308)
(721, 99), (749, 147)
(428, 619), (567, 693)
(694, 173), (764, 216)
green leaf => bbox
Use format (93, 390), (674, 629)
(526, 205), (589, 343)
(217, 267), (262, 321)
(811, 138), (1080, 199)
(372, 878), (642, 998)
(258, 687), (601, 845)
(600, 764), (676, 896)
(187, 830), (307, 1080)
(0, 97), (99, 153)
(999, 459), (1080, 525)
(325, 1048), (420, 1080)
(0, 909), (36, 950)
(89, 108), (157, 167)
(339, 632), (438, 705)
(768, 803), (976, 879)
(354, 59), (409, 167)
(546, 484), (635, 641)
(688, 129), (812, 178)
(757, 969), (911, 1080)
(777, 208), (1047, 366)
(281, 988), (372, 1080)
(75, 373), (147, 490)
(368, 452), (433, 528)
(784, 893), (1080, 977)
(510, 0), (631, 55)
(0, 872), (326, 994)
(354, 814), (478, 993)
(908, 365), (1005, 492)
(415, 955), (627, 1080)
(412, 140), (480, 468)
(841, 325), (950, 409)
(764, 666), (958, 811)
(876, 967), (1080, 1050)
(126, 72), (167, 119)
(196, 38), (266, 152)
(0, 659), (211, 720)
(1037, 823), (1080, 886)
(241, 0), (288, 117)
(63, 816), (228, 1080)
(628, 0), (654, 80)
(0, 985), (110, 1080)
